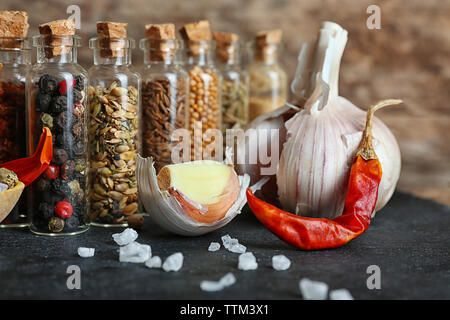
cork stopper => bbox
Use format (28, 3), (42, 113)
(179, 20), (212, 55)
(213, 31), (239, 63)
(38, 19), (76, 58)
(145, 23), (176, 61)
(96, 21), (128, 58)
(254, 29), (282, 62)
(0, 11), (29, 49)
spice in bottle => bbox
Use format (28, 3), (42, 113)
(0, 10), (30, 227)
(179, 20), (221, 160)
(28, 19), (89, 235)
(140, 23), (188, 172)
(247, 29), (287, 121)
(213, 31), (249, 146)
(88, 22), (140, 226)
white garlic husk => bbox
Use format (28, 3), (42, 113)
(276, 22), (401, 219)
(136, 153), (252, 236)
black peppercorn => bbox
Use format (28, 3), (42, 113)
(38, 202), (54, 220)
(65, 215), (79, 229)
(51, 95), (68, 114)
(55, 131), (73, 147)
(36, 92), (52, 112)
(38, 74), (59, 95)
(72, 89), (83, 102)
(74, 75), (84, 91)
(52, 148), (69, 165)
(52, 179), (72, 197)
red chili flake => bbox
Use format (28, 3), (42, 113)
(54, 200), (73, 219)
(58, 79), (76, 95)
(43, 164), (59, 180)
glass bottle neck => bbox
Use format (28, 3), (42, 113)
(0, 49), (31, 65)
(186, 49), (214, 66)
(92, 48), (132, 66)
(143, 50), (176, 65)
(36, 46), (78, 64)
(254, 45), (279, 64)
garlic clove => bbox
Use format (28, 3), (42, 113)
(157, 161), (240, 223)
(136, 155), (251, 236)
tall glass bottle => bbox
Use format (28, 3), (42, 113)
(27, 34), (90, 235)
(213, 33), (249, 148)
(88, 37), (141, 226)
(140, 37), (188, 172)
(247, 30), (287, 122)
(184, 40), (221, 161)
(0, 37), (31, 227)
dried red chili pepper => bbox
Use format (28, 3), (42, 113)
(0, 127), (53, 186)
(246, 100), (402, 250)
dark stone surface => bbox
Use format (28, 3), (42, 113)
(0, 191), (449, 300)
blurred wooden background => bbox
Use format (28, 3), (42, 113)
(4, 0), (450, 205)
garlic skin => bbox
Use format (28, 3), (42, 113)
(136, 155), (251, 236)
(278, 95), (401, 218)
(276, 22), (401, 219)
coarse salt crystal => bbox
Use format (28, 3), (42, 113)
(78, 247), (95, 258)
(208, 242), (220, 252)
(119, 241), (151, 263)
(330, 288), (354, 300)
(162, 252), (183, 272)
(112, 228), (138, 246)
(221, 234), (246, 253)
(145, 256), (162, 269)
(200, 273), (236, 292)
(299, 278), (328, 300)
(229, 243), (246, 254)
(238, 252), (258, 271)
(272, 255), (291, 271)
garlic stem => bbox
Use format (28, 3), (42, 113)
(356, 99), (403, 160)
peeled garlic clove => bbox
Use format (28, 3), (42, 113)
(136, 155), (251, 236)
(157, 161), (240, 224)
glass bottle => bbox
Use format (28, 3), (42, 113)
(0, 37), (31, 227)
(215, 39), (249, 148)
(27, 35), (89, 235)
(88, 37), (141, 227)
(184, 40), (221, 161)
(140, 38), (188, 172)
(247, 41), (287, 122)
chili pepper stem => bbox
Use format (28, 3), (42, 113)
(356, 99), (402, 161)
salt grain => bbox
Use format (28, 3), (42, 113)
(112, 228), (138, 246)
(208, 242), (220, 252)
(229, 243), (246, 254)
(200, 273), (236, 292)
(330, 288), (354, 300)
(162, 252), (183, 272)
(221, 234), (246, 253)
(119, 241), (151, 263)
(238, 252), (258, 270)
(272, 255), (291, 271)
(299, 278), (328, 300)
(145, 256), (162, 269)
(78, 247), (95, 258)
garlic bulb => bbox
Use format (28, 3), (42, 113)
(136, 154), (253, 236)
(277, 22), (401, 218)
